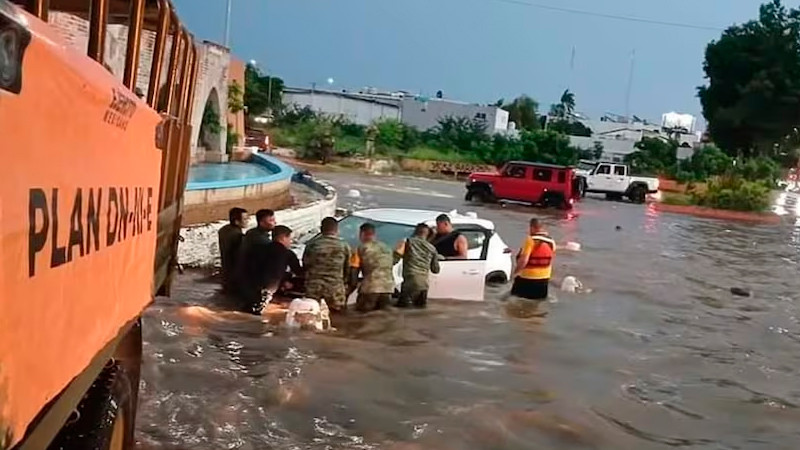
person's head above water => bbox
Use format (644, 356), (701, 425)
(529, 217), (544, 234)
(413, 222), (430, 239)
(229, 207), (248, 228)
(256, 209), (276, 230)
(435, 214), (453, 235)
(272, 225), (292, 247)
(320, 217), (339, 236)
(359, 222), (376, 243)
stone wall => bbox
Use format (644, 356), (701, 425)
(178, 178), (338, 267)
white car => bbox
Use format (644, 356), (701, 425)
(293, 208), (513, 302)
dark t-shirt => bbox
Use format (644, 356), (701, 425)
(433, 231), (462, 258)
(218, 224), (244, 281)
(238, 227), (302, 289)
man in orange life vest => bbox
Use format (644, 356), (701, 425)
(512, 218), (556, 301)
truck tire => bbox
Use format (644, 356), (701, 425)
(628, 185), (646, 204)
(467, 187), (494, 204)
(48, 363), (136, 450)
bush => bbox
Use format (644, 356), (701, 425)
(693, 175), (771, 211)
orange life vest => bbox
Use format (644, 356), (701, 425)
(525, 234), (555, 269)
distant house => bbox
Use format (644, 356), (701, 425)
(400, 97), (509, 134)
(569, 118), (702, 162)
(282, 87), (401, 125)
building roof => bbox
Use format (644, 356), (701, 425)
(283, 86), (401, 108)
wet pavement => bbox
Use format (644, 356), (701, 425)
(138, 171), (800, 449)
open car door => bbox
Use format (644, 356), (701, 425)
(427, 259), (487, 301)
(427, 226), (490, 301)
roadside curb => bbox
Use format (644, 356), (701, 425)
(177, 175), (338, 267)
(653, 202), (781, 224)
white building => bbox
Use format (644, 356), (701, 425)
(282, 87), (401, 125)
(400, 97), (509, 134)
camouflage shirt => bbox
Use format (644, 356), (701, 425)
(351, 241), (395, 294)
(396, 236), (440, 292)
(303, 235), (351, 308)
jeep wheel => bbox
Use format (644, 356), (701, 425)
(628, 185), (646, 204)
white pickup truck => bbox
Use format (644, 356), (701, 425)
(577, 162), (659, 203)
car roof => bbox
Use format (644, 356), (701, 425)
(507, 161), (573, 170)
(350, 208), (495, 230)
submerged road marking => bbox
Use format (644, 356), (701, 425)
(350, 183), (455, 199)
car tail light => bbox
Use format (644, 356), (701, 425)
(503, 248), (513, 254)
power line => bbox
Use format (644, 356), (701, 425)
(487, 0), (725, 32)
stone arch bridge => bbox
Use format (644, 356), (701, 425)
(47, 12), (237, 163)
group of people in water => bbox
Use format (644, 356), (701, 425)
(217, 207), (557, 317)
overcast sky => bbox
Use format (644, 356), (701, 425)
(173, 0), (768, 125)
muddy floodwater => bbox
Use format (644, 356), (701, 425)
(137, 173), (800, 449)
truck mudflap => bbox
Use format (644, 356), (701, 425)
(0, 6), (161, 447)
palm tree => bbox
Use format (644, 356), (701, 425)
(560, 89), (576, 117)
(502, 95), (539, 130)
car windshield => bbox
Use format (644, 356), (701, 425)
(577, 161), (597, 171)
(300, 215), (416, 249)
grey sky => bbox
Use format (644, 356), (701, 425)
(173, 0), (766, 125)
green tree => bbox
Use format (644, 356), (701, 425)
(228, 80), (244, 114)
(501, 95), (540, 130)
(698, 0), (800, 159)
(624, 137), (678, 175)
(244, 64), (284, 117)
(560, 89), (576, 117)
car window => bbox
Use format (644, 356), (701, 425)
(596, 164), (611, 175)
(614, 165), (626, 176)
(532, 168), (552, 182)
(458, 230), (486, 251)
(577, 161), (596, 171)
(323, 215), (415, 249)
(557, 171), (566, 183)
(504, 165), (526, 178)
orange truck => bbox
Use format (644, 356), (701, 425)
(1, 1), (198, 448)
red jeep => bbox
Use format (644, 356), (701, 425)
(465, 161), (580, 209)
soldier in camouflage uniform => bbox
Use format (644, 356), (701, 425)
(394, 223), (441, 308)
(303, 217), (351, 311)
(349, 222), (395, 312)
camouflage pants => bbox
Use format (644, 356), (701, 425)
(305, 279), (347, 311)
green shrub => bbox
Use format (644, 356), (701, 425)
(693, 175), (771, 211)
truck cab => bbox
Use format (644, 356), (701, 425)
(466, 161), (579, 209)
(581, 162), (660, 203)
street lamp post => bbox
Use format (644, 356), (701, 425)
(224, 0), (232, 47)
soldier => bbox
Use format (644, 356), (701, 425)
(394, 223), (441, 308)
(218, 207), (248, 293)
(349, 222), (395, 312)
(303, 217), (351, 312)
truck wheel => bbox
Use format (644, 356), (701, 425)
(48, 363), (136, 450)
(628, 185), (646, 204)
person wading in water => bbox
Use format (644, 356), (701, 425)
(394, 223), (441, 308)
(511, 218), (556, 316)
(303, 217), (351, 312)
(349, 223), (395, 312)
(218, 207), (248, 294)
(432, 214), (468, 259)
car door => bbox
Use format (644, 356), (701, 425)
(528, 167), (552, 202)
(588, 163), (613, 191)
(428, 228), (489, 301)
(611, 164), (628, 193)
(494, 164), (528, 200)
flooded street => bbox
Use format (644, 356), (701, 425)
(138, 172), (800, 449)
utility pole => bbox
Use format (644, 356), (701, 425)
(624, 49), (636, 123)
(224, 0), (232, 47)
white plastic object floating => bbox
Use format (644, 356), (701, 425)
(346, 189), (361, 198)
(564, 241), (581, 252)
(560, 276), (583, 293)
(285, 298), (327, 331)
